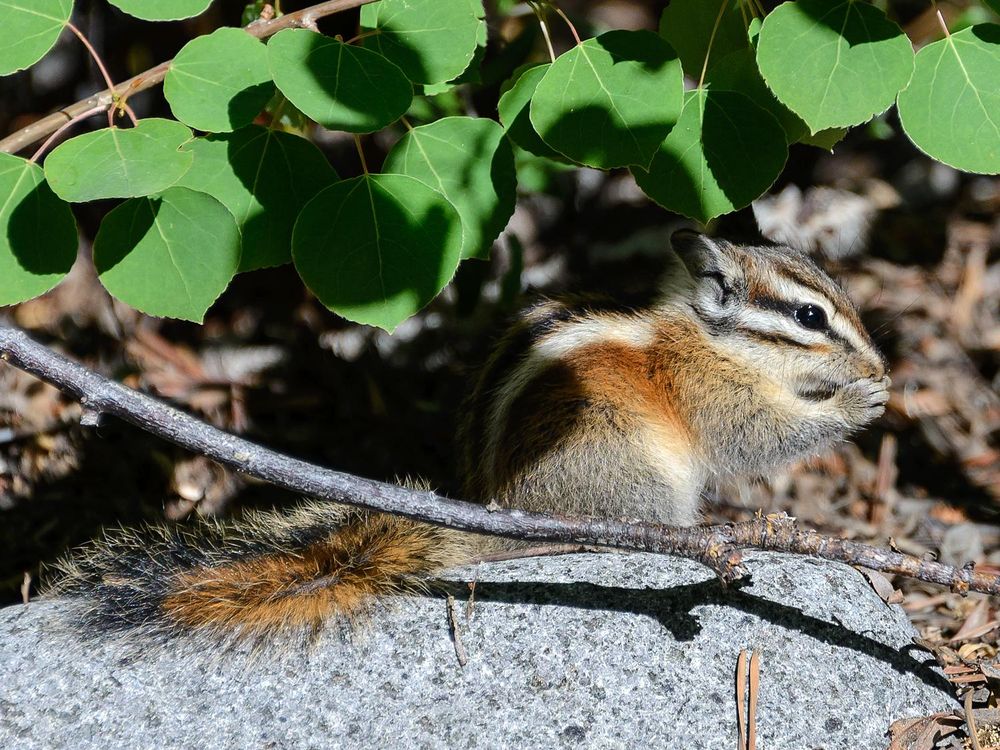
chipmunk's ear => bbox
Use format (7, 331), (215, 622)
(670, 229), (744, 309)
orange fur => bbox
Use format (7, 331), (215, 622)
(160, 514), (469, 635)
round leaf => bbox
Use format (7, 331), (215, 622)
(164, 27), (274, 133)
(497, 64), (563, 159)
(44, 118), (194, 202)
(177, 125), (339, 272)
(268, 29), (412, 133)
(108, 0), (212, 21)
(0, 0), (72, 76)
(529, 30), (683, 169)
(705, 49), (808, 143)
(757, 0), (914, 131)
(632, 89), (788, 223)
(292, 174), (463, 331)
(0, 153), (77, 305)
(93, 187), (240, 322)
(360, 0), (484, 85)
(897, 24), (1000, 175)
(384, 117), (515, 260)
(659, 0), (749, 78)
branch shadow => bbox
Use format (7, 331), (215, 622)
(432, 574), (951, 693)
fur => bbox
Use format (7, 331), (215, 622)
(50, 231), (888, 641)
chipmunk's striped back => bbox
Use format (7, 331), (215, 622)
(460, 231), (887, 522)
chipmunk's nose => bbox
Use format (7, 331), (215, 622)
(866, 355), (887, 380)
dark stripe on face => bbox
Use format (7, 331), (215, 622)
(742, 328), (812, 349)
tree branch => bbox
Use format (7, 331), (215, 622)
(0, 0), (378, 156)
(0, 323), (996, 597)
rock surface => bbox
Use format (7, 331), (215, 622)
(0, 551), (953, 749)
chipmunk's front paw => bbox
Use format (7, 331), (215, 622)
(837, 375), (890, 425)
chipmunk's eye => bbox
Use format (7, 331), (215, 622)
(794, 304), (827, 330)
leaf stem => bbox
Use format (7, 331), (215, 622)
(400, 116), (414, 131)
(353, 134), (369, 174)
(698, 0), (731, 90)
(529, 2), (557, 63)
(29, 104), (107, 163)
(931, 1), (951, 38)
(65, 22), (137, 127)
(344, 29), (380, 45)
(549, 3), (581, 46)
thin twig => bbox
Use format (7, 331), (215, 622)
(0, 323), (998, 597)
(0, 0), (378, 156)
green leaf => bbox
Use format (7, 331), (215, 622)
(529, 30), (683, 169)
(497, 64), (563, 159)
(44, 118), (194, 202)
(757, 0), (914, 132)
(632, 89), (788, 223)
(164, 27), (274, 133)
(93, 187), (240, 322)
(799, 126), (848, 151)
(268, 28), (412, 133)
(983, 1), (1000, 15)
(0, 153), (77, 305)
(292, 174), (463, 331)
(384, 116), (515, 260)
(897, 24), (1000, 175)
(177, 125), (338, 272)
(360, 0), (484, 85)
(705, 49), (808, 144)
(0, 0), (72, 76)
(108, 0), (212, 21)
(659, 0), (749, 78)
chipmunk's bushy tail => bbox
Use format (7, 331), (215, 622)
(47, 501), (473, 641)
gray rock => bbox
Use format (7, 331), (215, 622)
(0, 551), (953, 749)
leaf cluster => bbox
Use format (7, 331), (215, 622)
(1, 0), (998, 330)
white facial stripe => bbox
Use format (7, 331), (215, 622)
(482, 314), (655, 480)
(763, 272), (875, 356)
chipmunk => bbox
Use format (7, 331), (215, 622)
(49, 230), (889, 640)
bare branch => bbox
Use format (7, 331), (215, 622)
(0, 323), (996, 597)
(0, 0), (378, 156)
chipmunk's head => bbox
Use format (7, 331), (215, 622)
(670, 229), (887, 401)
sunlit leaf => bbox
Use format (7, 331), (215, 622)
(632, 89), (787, 223)
(0, 153), (77, 305)
(0, 0), (72, 76)
(292, 174), (463, 331)
(360, 0), (484, 85)
(93, 187), (240, 322)
(757, 0), (913, 131)
(164, 27), (274, 132)
(897, 24), (1000, 174)
(108, 0), (212, 21)
(268, 28), (412, 133)
(384, 116), (515, 259)
(530, 30), (683, 169)
(44, 118), (194, 202)
(177, 126), (338, 272)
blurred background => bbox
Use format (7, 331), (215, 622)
(0, 0), (997, 676)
